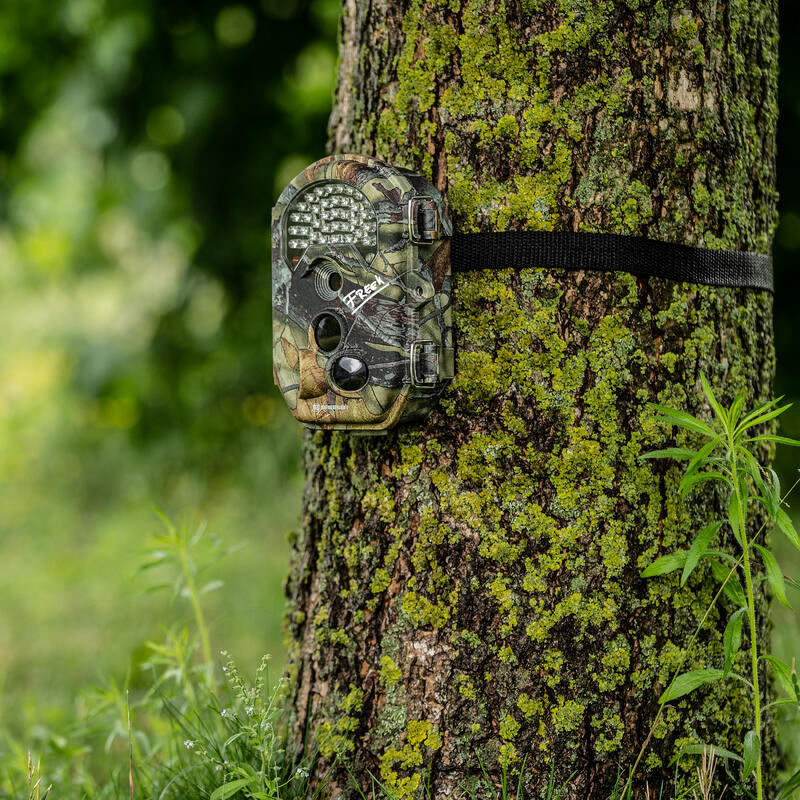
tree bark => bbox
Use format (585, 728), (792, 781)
(284, 1), (778, 797)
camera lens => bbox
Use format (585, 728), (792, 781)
(313, 313), (342, 352)
(332, 355), (368, 391)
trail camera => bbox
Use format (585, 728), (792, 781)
(271, 154), (454, 432)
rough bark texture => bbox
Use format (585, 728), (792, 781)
(283, 1), (778, 797)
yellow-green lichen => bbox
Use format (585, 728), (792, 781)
(551, 698), (586, 734)
(379, 720), (443, 798)
(380, 655), (402, 687)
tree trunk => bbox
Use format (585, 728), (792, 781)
(283, 1), (778, 797)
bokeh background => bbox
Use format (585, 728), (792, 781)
(0, 0), (798, 788)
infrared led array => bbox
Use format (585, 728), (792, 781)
(286, 182), (376, 255)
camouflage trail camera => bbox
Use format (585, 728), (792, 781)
(271, 154), (454, 433)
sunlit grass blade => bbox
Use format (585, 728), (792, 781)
(668, 743), (743, 765)
(739, 448), (777, 517)
(735, 396), (784, 431)
(729, 394), (746, 430)
(683, 438), (721, 481)
(209, 777), (254, 800)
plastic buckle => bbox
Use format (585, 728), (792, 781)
(410, 340), (439, 388)
(408, 196), (439, 244)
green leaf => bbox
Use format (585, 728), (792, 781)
(762, 655), (797, 700)
(684, 439), (720, 481)
(679, 470), (730, 498)
(659, 669), (725, 704)
(641, 551), (687, 578)
(742, 730), (760, 780)
(736, 403), (793, 436)
(739, 447), (772, 514)
(709, 560), (747, 607)
(222, 731), (248, 750)
(681, 522), (722, 586)
(776, 509), (800, 552)
(700, 373), (728, 429)
(746, 434), (800, 448)
(705, 549), (738, 565)
(753, 543), (790, 608)
(648, 403), (716, 437)
(723, 608), (746, 677)
(639, 447), (697, 461)
(768, 468), (782, 515)
(735, 396), (785, 432)
(749, 465), (780, 520)
(777, 768), (800, 800)
(210, 778), (255, 800)
(728, 395), (745, 430)
(669, 743), (743, 766)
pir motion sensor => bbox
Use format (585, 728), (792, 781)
(271, 154), (773, 434)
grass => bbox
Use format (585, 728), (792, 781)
(2, 500), (800, 799)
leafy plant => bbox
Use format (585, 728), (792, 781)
(630, 375), (800, 800)
(133, 514), (317, 799)
(139, 651), (316, 800)
(0, 512), (319, 800)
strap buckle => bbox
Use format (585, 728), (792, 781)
(408, 196), (440, 244)
(410, 340), (439, 388)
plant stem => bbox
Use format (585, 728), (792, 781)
(179, 533), (213, 670)
(627, 470), (798, 798)
(730, 440), (762, 800)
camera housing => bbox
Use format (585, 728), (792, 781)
(271, 154), (454, 432)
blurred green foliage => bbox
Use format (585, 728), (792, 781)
(0, 0), (799, 792)
(0, 0), (339, 742)
(774, 3), (800, 468)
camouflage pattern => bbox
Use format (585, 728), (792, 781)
(271, 154), (454, 432)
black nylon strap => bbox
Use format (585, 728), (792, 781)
(450, 231), (773, 292)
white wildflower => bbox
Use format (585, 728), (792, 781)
(184, 740), (195, 749)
